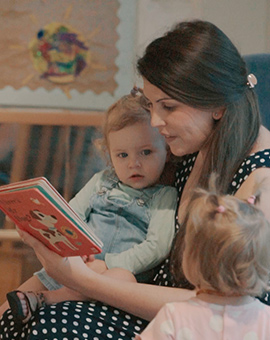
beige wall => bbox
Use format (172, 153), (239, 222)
(136, 0), (270, 56)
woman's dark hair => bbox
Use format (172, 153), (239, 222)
(137, 20), (261, 193)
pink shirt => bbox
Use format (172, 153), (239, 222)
(136, 297), (270, 340)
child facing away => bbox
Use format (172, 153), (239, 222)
(136, 177), (270, 340)
(5, 94), (177, 325)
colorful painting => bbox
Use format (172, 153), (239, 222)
(29, 22), (90, 84)
(0, 0), (136, 109)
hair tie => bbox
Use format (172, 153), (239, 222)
(247, 195), (256, 205)
(217, 205), (226, 213)
(130, 86), (142, 97)
(247, 74), (257, 88)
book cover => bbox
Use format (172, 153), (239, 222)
(0, 178), (103, 257)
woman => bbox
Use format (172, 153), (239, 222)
(1, 19), (270, 339)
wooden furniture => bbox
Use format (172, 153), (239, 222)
(0, 107), (104, 304)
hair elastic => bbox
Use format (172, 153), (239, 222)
(130, 86), (143, 97)
(247, 195), (256, 205)
(247, 74), (257, 88)
(217, 205), (226, 213)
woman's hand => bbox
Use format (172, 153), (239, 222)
(16, 228), (89, 289)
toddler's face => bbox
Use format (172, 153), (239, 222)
(108, 121), (167, 189)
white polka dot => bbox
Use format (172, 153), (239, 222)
(243, 332), (258, 340)
(229, 310), (242, 318)
(176, 327), (193, 340)
(160, 319), (174, 335)
(209, 315), (223, 332)
(167, 303), (176, 313)
(260, 158), (265, 163)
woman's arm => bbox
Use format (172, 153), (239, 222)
(17, 229), (195, 321)
(235, 167), (270, 222)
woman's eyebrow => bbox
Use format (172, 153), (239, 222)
(156, 97), (172, 103)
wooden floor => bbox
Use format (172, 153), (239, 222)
(0, 242), (42, 305)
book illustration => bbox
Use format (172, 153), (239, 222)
(29, 209), (79, 252)
(0, 179), (102, 257)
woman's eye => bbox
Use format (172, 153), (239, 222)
(141, 149), (152, 156)
(162, 103), (175, 111)
(118, 152), (128, 158)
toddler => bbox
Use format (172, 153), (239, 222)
(137, 177), (270, 339)
(6, 94), (177, 325)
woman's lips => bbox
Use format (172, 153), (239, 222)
(164, 134), (176, 143)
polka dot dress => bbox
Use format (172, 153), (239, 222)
(1, 150), (270, 339)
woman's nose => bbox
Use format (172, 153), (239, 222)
(150, 110), (166, 128)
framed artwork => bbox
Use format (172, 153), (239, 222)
(0, 0), (137, 110)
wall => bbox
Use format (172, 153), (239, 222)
(136, 0), (270, 56)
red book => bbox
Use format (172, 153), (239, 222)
(0, 177), (103, 257)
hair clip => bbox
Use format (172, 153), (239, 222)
(247, 195), (256, 205)
(247, 74), (257, 88)
(217, 205), (226, 213)
(130, 86), (143, 97)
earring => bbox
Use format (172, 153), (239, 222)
(213, 112), (219, 119)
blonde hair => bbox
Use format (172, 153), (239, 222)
(99, 94), (151, 159)
(172, 177), (270, 297)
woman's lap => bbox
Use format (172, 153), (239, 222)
(0, 300), (148, 340)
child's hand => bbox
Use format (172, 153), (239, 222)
(81, 255), (95, 263)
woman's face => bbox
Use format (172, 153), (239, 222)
(142, 79), (216, 157)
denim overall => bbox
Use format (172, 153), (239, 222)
(87, 173), (153, 260)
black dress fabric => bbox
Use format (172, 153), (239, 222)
(1, 150), (270, 339)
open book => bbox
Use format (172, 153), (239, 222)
(0, 177), (103, 257)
